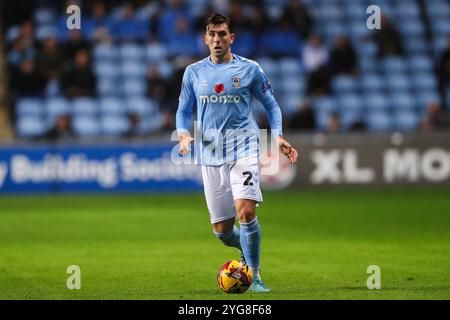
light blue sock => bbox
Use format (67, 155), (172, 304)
(214, 225), (241, 250)
(239, 218), (261, 276)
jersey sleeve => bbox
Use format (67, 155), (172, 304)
(251, 64), (283, 137)
(175, 67), (196, 135)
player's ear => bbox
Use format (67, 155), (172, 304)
(230, 33), (235, 44)
(204, 33), (208, 46)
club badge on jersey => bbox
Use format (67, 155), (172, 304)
(232, 77), (241, 88)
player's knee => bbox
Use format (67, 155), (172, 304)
(237, 206), (256, 223)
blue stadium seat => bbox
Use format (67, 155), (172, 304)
(73, 98), (99, 115)
(386, 74), (410, 92)
(433, 36), (449, 56)
(382, 57), (407, 74)
(324, 24), (348, 40)
(416, 91), (441, 111)
(390, 93), (416, 111)
(46, 97), (70, 117)
(141, 112), (163, 133)
(355, 41), (377, 57)
(93, 44), (118, 61)
(311, 96), (337, 113)
(257, 57), (277, 77)
(359, 57), (377, 73)
(431, 18), (450, 34)
(349, 21), (369, 39)
(282, 95), (302, 115)
(319, 3), (344, 20)
(16, 98), (45, 116)
(126, 97), (157, 115)
(316, 110), (333, 131)
(404, 37), (428, 54)
(396, 1), (420, 17)
(33, 7), (56, 25)
(345, 2), (366, 18)
(72, 115), (101, 136)
(35, 25), (57, 40)
(426, 0), (450, 17)
(338, 94), (364, 113)
(123, 79), (147, 96)
(97, 78), (117, 96)
(280, 76), (305, 95)
(398, 20), (425, 37)
(146, 43), (168, 63)
(365, 93), (389, 111)
(412, 73), (438, 91)
(332, 75), (359, 94)
(366, 111), (393, 131)
(361, 73), (385, 93)
(120, 44), (145, 61)
(394, 111), (419, 131)
(279, 58), (301, 75)
(409, 55), (434, 72)
(100, 97), (126, 115)
(94, 61), (120, 78)
(101, 115), (130, 136)
(16, 115), (47, 137)
(121, 61), (146, 78)
(341, 111), (363, 130)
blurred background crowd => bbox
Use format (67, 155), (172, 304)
(1, 0), (450, 141)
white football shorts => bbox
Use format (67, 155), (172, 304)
(201, 155), (263, 224)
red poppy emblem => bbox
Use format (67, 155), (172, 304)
(214, 84), (225, 94)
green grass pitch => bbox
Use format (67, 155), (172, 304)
(0, 188), (449, 300)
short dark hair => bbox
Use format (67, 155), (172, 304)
(205, 13), (234, 34)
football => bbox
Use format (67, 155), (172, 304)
(217, 260), (253, 293)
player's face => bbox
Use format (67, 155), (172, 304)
(204, 23), (235, 58)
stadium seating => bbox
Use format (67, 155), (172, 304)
(9, 0), (450, 137)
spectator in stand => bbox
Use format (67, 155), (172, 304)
(327, 112), (341, 133)
(44, 114), (76, 140)
(302, 35), (328, 74)
(289, 100), (316, 131)
(227, 1), (255, 57)
(6, 21), (36, 67)
(166, 16), (199, 58)
(123, 112), (147, 138)
(248, 4), (269, 38)
(419, 101), (449, 131)
(158, 0), (192, 42)
(60, 49), (96, 98)
(62, 30), (91, 61)
(281, 0), (313, 39)
(9, 59), (47, 97)
(258, 12), (301, 58)
(35, 36), (64, 83)
(147, 65), (168, 103)
(108, 2), (149, 41)
(83, 1), (110, 40)
(307, 65), (331, 97)
(372, 16), (404, 58)
(329, 35), (358, 75)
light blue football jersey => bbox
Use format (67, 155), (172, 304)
(176, 54), (283, 166)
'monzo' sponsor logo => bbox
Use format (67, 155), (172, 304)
(200, 95), (240, 104)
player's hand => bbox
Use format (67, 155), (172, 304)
(178, 133), (194, 155)
(276, 136), (299, 165)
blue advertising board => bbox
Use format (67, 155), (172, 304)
(0, 143), (203, 194)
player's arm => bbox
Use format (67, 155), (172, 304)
(175, 67), (195, 155)
(252, 64), (299, 165)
